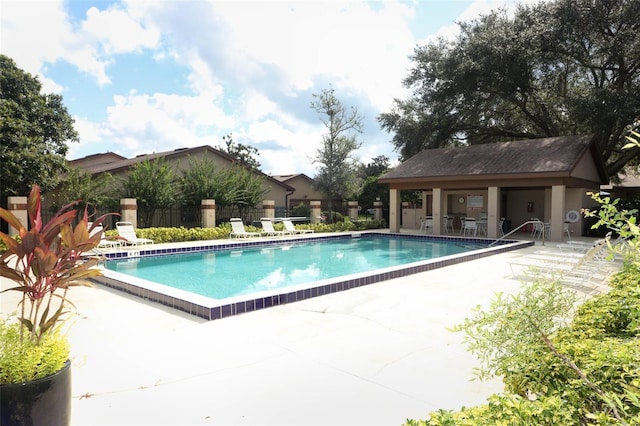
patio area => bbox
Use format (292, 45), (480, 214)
(0, 237), (607, 425)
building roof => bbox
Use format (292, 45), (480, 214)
(379, 135), (608, 186)
(71, 145), (295, 192)
(271, 173), (315, 184)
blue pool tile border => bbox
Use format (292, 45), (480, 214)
(94, 232), (533, 321)
(101, 232), (518, 260)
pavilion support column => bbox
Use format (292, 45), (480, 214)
(421, 191), (428, 220)
(389, 189), (401, 233)
(432, 188), (443, 234)
(487, 187), (500, 238)
(550, 185), (566, 242)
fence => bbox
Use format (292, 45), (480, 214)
(35, 200), (353, 230)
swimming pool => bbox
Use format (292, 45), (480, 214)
(105, 235), (488, 299)
(95, 232), (532, 320)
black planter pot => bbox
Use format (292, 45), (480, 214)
(0, 360), (71, 426)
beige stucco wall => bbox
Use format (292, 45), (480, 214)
(572, 153), (602, 182)
(286, 175), (326, 204)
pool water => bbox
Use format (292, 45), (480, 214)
(105, 235), (487, 300)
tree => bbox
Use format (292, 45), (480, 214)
(362, 155), (390, 177)
(120, 158), (180, 227)
(357, 156), (390, 212)
(179, 157), (267, 220)
(310, 87), (364, 221)
(219, 133), (261, 170)
(0, 55), (78, 206)
(46, 167), (116, 221)
(179, 157), (226, 205)
(378, 0), (640, 178)
(221, 164), (268, 220)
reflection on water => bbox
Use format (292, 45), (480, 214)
(106, 236), (487, 299)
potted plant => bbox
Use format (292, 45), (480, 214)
(0, 185), (111, 425)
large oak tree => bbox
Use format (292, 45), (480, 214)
(378, 0), (640, 178)
(0, 55), (78, 205)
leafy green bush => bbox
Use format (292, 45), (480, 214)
(0, 318), (70, 384)
(408, 394), (580, 426)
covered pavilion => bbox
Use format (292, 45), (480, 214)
(378, 135), (608, 242)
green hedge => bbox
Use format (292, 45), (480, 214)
(100, 218), (388, 245)
(0, 219), (388, 252)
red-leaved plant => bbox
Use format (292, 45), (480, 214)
(0, 185), (110, 345)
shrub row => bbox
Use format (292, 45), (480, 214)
(98, 218), (387, 245)
(0, 219), (387, 252)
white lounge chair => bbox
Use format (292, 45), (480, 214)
(89, 222), (121, 249)
(230, 218), (260, 238)
(115, 221), (154, 246)
(509, 239), (616, 285)
(555, 232), (612, 253)
(282, 218), (313, 234)
(260, 219), (289, 237)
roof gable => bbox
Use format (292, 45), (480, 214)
(380, 135), (607, 184)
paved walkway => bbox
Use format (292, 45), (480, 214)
(0, 236), (610, 425)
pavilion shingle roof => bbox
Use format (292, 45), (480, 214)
(380, 135), (600, 181)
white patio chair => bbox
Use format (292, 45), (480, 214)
(442, 216), (454, 233)
(230, 218), (260, 238)
(260, 219), (290, 236)
(462, 218), (477, 236)
(115, 221), (154, 246)
(420, 216), (433, 233)
(89, 222), (121, 249)
(282, 218), (313, 234)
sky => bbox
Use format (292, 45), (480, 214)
(2, 0), (530, 177)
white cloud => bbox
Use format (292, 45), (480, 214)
(92, 90), (236, 156)
(8, 0), (527, 177)
(1, 0), (100, 89)
(82, 6), (160, 55)
(207, 0), (415, 110)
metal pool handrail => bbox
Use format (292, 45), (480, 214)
(488, 220), (546, 247)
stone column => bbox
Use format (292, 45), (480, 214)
(262, 200), (275, 219)
(201, 199), (216, 228)
(373, 200), (383, 221)
(348, 201), (358, 220)
(120, 198), (137, 228)
(7, 196), (27, 237)
(310, 201), (322, 224)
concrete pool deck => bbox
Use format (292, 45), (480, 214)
(0, 233), (613, 425)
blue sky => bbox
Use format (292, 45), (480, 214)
(2, 0), (530, 176)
